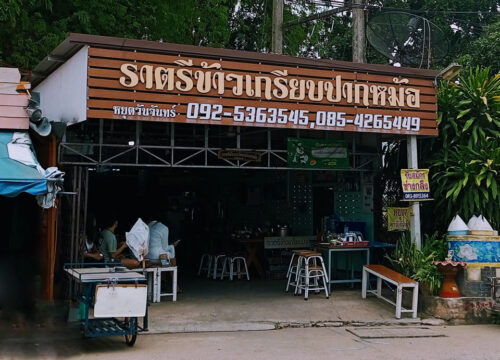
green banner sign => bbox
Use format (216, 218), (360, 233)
(287, 138), (349, 169)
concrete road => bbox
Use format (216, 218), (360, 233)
(1, 325), (499, 360)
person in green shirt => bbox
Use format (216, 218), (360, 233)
(99, 217), (139, 269)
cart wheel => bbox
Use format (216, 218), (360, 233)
(124, 317), (138, 347)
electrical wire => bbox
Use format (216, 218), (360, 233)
(285, 0), (500, 15)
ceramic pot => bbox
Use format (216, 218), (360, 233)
(433, 261), (466, 298)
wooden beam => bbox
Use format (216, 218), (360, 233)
(38, 135), (58, 301)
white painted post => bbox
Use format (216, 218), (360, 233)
(154, 268), (159, 303)
(361, 267), (367, 299)
(173, 267), (177, 302)
(412, 283), (419, 318)
(396, 285), (403, 319)
(407, 135), (422, 250)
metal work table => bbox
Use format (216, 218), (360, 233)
(317, 245), (370, 292)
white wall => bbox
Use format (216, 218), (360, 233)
(34, 46), (88, 125)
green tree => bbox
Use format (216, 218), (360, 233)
(430, 68), (500, 229)
(1, 0), (499, 70)
(0, 0), (237, 69)
(458, 19), (500, 73)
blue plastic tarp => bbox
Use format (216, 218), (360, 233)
(0, 132), (47, 197)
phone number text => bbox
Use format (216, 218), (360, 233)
(186, 103), (420, 131)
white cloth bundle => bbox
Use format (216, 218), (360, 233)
(126, 218), (149, 262)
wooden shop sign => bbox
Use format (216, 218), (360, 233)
(84, 36), (438, 136)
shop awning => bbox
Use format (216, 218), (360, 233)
(0, 131), (48, 197)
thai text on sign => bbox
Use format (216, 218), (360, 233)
(400, 169), (430, 200)
(86, 46), (438, 136)
(119, 62), (421, 108)
(387, 207), (412, 231)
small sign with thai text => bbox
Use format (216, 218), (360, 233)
(400, 169), (430, 200)
(387, 207), (412, 231)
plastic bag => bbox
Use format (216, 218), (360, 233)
(125, 218), (149, 261)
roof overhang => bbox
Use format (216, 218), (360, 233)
(32, 33), (440, 88)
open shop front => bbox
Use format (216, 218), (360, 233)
(60, 119), (380, 283)
(32, 34), (438, 315)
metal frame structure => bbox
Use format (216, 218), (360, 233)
(58, 120), (380, 292)
(59, 121), (378, 172)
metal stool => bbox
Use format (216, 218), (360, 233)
(285, 250), (315, 292)
(222, 256), (250, 280)
(198, 253), (213, 278)
(295, 252), (329, 300)
(212, 254), (226, 280)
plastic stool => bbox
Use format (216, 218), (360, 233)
(198, 253), (213, 277)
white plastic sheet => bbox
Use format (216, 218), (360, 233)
(7, 132), (45, 174)
(126, 218), (149, 262)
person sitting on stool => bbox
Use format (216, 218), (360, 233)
(99, 217), (139, 269)
(147, 218), (180, 265)
(147, 215), (181, 293)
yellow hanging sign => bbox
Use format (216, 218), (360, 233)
(387, 207), (412, 231)
(400, 169), (430, 200)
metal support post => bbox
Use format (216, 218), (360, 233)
(135, 121), (141, 164)
(204, 125), (209, 166)
(267, 129), (271, 167)
(407, 135), (421, 249)
(98, 119), (103, 164)
(170, 123), (174, 164)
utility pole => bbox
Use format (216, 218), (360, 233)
(272, 0), (283, 54)
(352, 0), (366, 63)
(407, 136), (422, 250)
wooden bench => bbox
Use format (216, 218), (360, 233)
(361, 264), (419, 319)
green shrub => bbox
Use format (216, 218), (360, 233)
(386, 232), (444, 295)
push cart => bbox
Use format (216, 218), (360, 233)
(64, 263), (149, 346)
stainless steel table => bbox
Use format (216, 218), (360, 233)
(317, 246), (370, 292)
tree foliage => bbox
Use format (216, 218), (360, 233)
(0, 0), (236, 69)
(458, 19), (500, 73)
(430, 68), (500, 229)
(2, 0), (498, 71)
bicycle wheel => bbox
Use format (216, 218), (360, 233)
(124, 317), (138, 346)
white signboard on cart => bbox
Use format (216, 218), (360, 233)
(94, 284), (147, 318)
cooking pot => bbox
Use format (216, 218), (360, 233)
(280, 226), (288, 237)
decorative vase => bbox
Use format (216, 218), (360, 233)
(433, 260), (466, 298)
